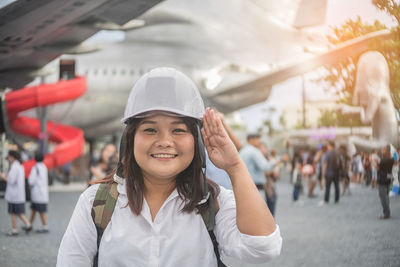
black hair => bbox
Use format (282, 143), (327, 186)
(8, 150), (22, 163)
(34, 151), (44, 162)
(247, 133), (260, 141)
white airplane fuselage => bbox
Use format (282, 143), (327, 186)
(21, 0), (329, 139)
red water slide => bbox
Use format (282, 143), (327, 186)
(3, 77), (86, 177)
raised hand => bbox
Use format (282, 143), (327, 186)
(201, 108), (241, 172)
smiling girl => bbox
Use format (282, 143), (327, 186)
(57, 68), (282, 267)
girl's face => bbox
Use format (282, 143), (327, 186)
(6, 155), (13, 163)
(102, 144), (116, 162)
(134, 114), (195, 182)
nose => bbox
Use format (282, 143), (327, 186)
(155, 131), (174, 147)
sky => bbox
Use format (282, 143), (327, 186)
(238, 0), (397, 132)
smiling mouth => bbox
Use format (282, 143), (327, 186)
(151, 154), (177, 159)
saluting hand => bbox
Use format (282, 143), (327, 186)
(202, 108), (241, 173)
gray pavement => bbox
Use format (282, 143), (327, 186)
(1, 174), (399, 267)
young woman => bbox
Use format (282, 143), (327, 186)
(28, 152), (49, 233)
(0, 150), (32, 236)
(57, 68), (282, 266)
(89, 143), (118, 182)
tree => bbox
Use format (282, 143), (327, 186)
(260, 106), (280, 135)
(318, 109), (336, 127)
(317, 109), (363, 127)
(319, 1), (400, 111)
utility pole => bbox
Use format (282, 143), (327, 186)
(37, 76), (47, 156)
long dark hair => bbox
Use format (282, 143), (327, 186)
(8, 150), (22, 163)
(95, 116), (220, 215)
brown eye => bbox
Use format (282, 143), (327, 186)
(173, 128), (187, 133)
(143, 128), (156, 133)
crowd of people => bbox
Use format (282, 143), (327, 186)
(0, 140), (119, 237)
(289, 141), (399, 219)
(0, 150), (49, 236)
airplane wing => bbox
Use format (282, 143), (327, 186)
(206, 30), (392, 113)
(0, 0), (164, 89)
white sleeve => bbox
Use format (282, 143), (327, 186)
(214, 187), (282, 264)
(57, 186), (98, 267)
(7, 164), (18, 185)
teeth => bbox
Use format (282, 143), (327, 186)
(152, 154), (176, 158)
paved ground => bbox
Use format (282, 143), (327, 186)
(1, 172), (399, 267)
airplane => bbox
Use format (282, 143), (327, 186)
(0, 0), (391, 174)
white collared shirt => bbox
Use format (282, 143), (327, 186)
(57, 181), (282, 267)
(28, 162), (49, 204)
(5, 161), (25, 204)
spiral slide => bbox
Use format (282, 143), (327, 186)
(3, 77), (86, 177)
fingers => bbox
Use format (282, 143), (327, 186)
(203, 107), (225, 137)
(201, 128), (210, 148)
(214, 111), (226, 136)
(209, 108), (218, 133)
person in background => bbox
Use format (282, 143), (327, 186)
(314, 144), (328, 195)
(62, 162), (72, 184)
(354, 153), (364, 184)
(0, 150), (32, 236)
(370, 149), (380, 189)
(338, 145), (351, 196)
(303, 149), (316, 198)
(261, 145), (279, 217)
(28, 152), (49, 233)
(239, 134), (275, 201)
(390, 146), (398, 196)
(90, 143), (118, 182)
(320, 141), (340, 206)
(292, 159), (303, 205)
(374, 146), (394, 219)
(363, 152), (372, 186)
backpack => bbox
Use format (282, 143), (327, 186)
(91, 183), (226, 267)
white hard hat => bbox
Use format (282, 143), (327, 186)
(122, 67), (205, 123)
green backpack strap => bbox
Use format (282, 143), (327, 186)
(200, 193), (227, 267)
(91, 183), (119, 267)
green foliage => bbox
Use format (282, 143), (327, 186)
(318, 109), (336, 127)
(317, 109), (363, 127)
(263, 120), (274, 135)
(373, 0), (400, 23)
(294, 120), (309, 129)
(320, 1), (400, 113)
(260, 106), (285, 135)
(230, 123), (245, 131)
(321, 16), (387, 103)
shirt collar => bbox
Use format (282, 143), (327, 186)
(116, 178), (180, 202)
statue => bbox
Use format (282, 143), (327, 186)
(338, 51), (398, 154)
